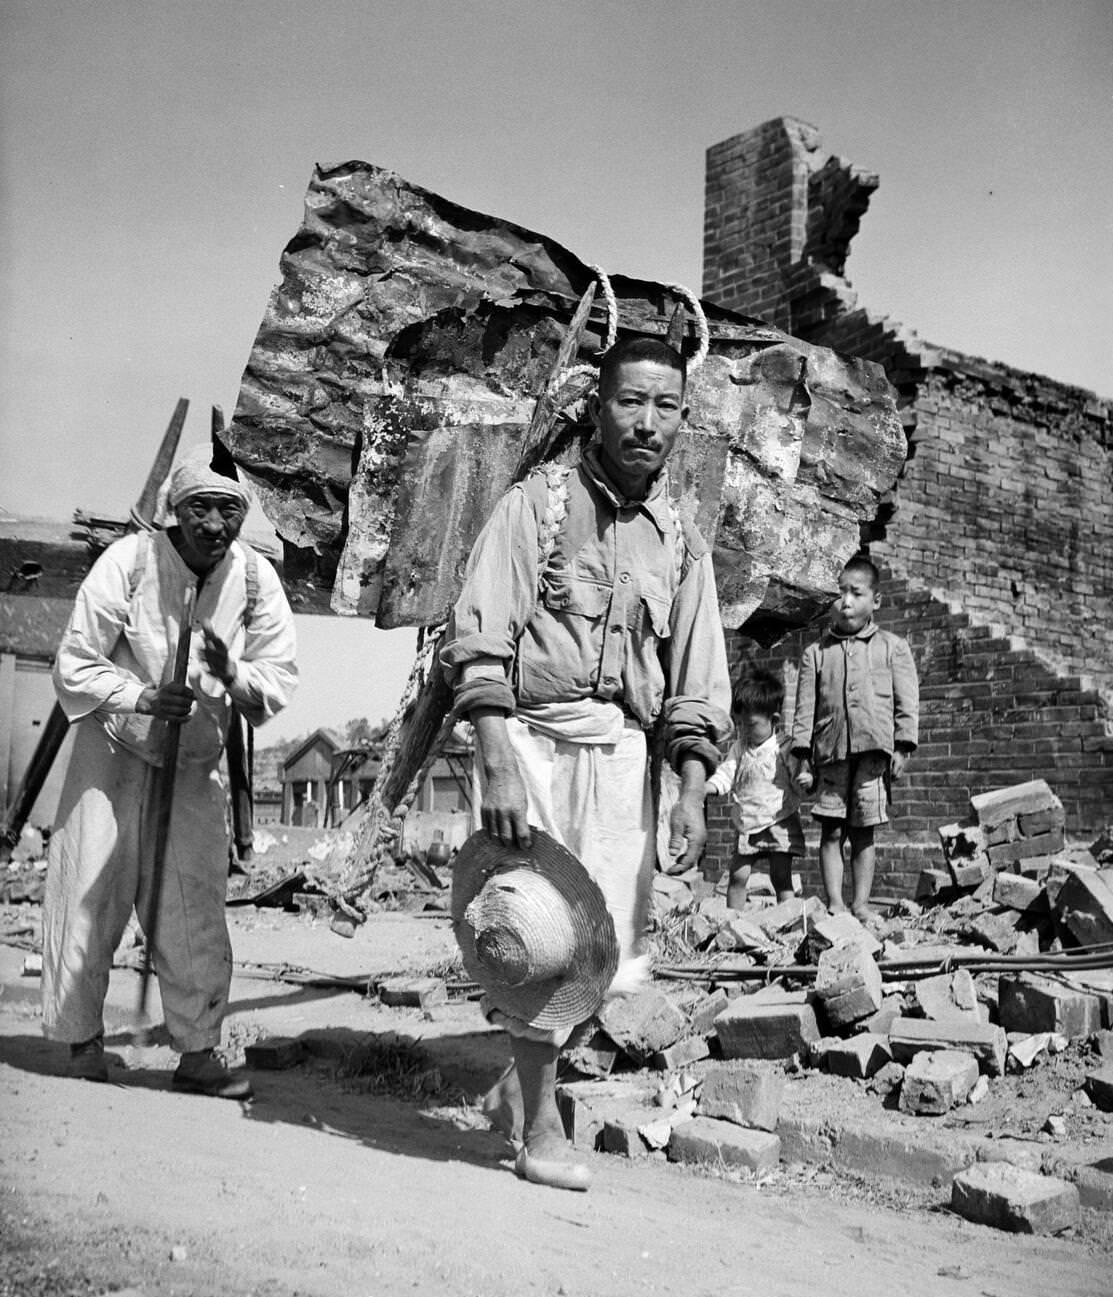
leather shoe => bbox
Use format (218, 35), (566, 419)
(69, 1034), (108, 1083)
(514, 1146), (591, 1192)
(172, 1050), (253, 1100)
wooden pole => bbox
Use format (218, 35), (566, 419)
(136, 584), (196, 1020)
(1, 399), (190, 859)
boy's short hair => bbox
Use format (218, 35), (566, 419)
(731, 668), (784, 719)
(841, 554), (881, 590)
(597, 336), (686, 396)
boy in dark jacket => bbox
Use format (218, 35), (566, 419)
(792, 556), (918, 920)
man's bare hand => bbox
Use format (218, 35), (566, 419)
(136, 682), (194, 721)
(200, 619), (235, 685)
(891, 750), (909, 781)
(666, 791), (707, 874)
(481, 762), (532, 849)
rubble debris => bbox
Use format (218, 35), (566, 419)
(998, 974), (1103, 1038)
(714, 992), (820, 1061)
(889, 1017), (1007, 1076)
(912, 970), (984, 1023)
(951, 1162), (1080, 1235)
(1055, 868), (1113, 947)
(824, 1033), (892, 1080)
(814, 940), (883, 1028)
(598, 987), (688, 1065)
(898, 1050), (979, 1115)
(244, 1037), (306, 1070)
(1085, 1065), (1113, 1112)
(668, 1117), (781, 1174)
(698, 1061), (784, 1132)
(377, 976), (448, 1009)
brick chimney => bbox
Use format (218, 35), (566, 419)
(702, 117), (877, 333)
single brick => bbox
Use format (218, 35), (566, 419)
(964, 910), (1021, 954)
(969, 781), (1060, 830)
(808, 911), (882, 957)
(600, 1100), (660, 1157)
(985, 819), (1018, 848)
(992, 871), (1046, 912)
(653, 1035), (711, 1071)
(815, 941), (883, 1028)
(1018, 805), (1066, 837)
(987, 830), (1066, 867)
(825, 1033), (892, 1079)
(913, 970), (985, 1023)
(951, 1163), (1080, 1234)
(243, 1037), (305, 1070)
(950, 858), (992, 888)
(756, 894), (826, 938)
(1085, 1065), (1113, 1112)
(699, 1061), (785, 1131)
(714, 996), (820, 1061)
(860, 997), (903, 1036)
(377, 976), (448, 1008)
(684, 912), (718, 949)
(888, 1017), (1007, 1075)
(899, 1049), (979, 1115)
(599, 987), (688, 1064)
(556, 1079), (653, 1149)
(1054, 868), (1113, 947)
(998, 974), (1102, 1039)
(716, 916), (770, 952)
(667, 1117), (781, 1174)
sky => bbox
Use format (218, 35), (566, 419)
(2, 0), (1110, 742)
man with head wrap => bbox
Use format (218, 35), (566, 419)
(41, 461), (298, 1096)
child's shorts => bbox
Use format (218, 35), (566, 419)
(812, 752), (890, 827)
(734, 812), (806, 858)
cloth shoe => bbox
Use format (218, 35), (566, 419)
(172, 1049), (253, 1100)
(68, 1034), (108, 1083)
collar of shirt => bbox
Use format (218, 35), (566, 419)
(824, 619), (878, 646)
(744, 732), (780, 759)
(581, 444), (673, 538)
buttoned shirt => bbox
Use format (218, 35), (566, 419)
(441, 447), (731, 772)
(791, 620), (919, 765)
(54, 531), (298, 767)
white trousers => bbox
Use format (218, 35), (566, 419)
(42, 720), (233, 1052)
(474, 707), (655, 1044)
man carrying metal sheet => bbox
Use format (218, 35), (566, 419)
(41, 460), (297, 1097)
(442, 336), (732, 1188)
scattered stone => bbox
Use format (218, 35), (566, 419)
(599, 987), (688, 1065)
(683, 912), (718, 949)
(755, 894), (826, 938)
(1084, 1065), (1113, 1112)
(966, 1075), (990, 1105)
(687, 989), (731, 1036)
(888, 1017), (1007, 1075)
(993, 872), (1046, 912)
(169, 1245), (188, 1262)
(814, 941), (883, 1028)
(1007, 1033), (1056, 1071)
(806, 911), (882, 958)
(866, 1060), (905, 1094)
(963, 910), (1021, 954)
(915, 869), (953, 901)
(951, 860), (992, 889)
(998, 974), (1102, 1039)
(652, 1035), (710, 1071)
(667, 1117), (781, 1174)
(714, 994), (820, 1061)
(913, 970), (984, 1023)
(698, 1061), (784, 1131)
(377, 976), (448, 1009)
(1043, 1115), (1067, 1138)
(951, 1162), (1080, 1234)
(826, 1033), (892, 1080)
(20, 954), (42, 977)
(860, 997), (903, 1036)
(898, 1049), (978, 1115)
(563, 1028), (619, 1078)
(244, 1037), (305, 1070)
(1054, 867), (1113, 947)
(715, 914), (773, 951)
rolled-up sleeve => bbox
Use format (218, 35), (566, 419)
(662, 551), (732, 772)
(440, 486), (539, 716)
(52, 538), (147, 721)
(227, 556), (298, 727)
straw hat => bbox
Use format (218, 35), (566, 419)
(451, 828), (619, 1031)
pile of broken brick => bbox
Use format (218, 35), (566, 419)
(552, 779), (1113, 1233)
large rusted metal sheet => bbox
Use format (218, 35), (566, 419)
(223, 162), (906, 630)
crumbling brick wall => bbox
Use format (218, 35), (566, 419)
(701, 117), (1113, 889)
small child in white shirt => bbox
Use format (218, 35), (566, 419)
(706, 668), (807, 910)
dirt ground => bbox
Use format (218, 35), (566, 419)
(1, 902), (1111, 1297)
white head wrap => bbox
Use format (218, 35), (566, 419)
(166, 461), (251, 510)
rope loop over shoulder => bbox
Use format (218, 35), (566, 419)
(662, 282), (710, 374)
